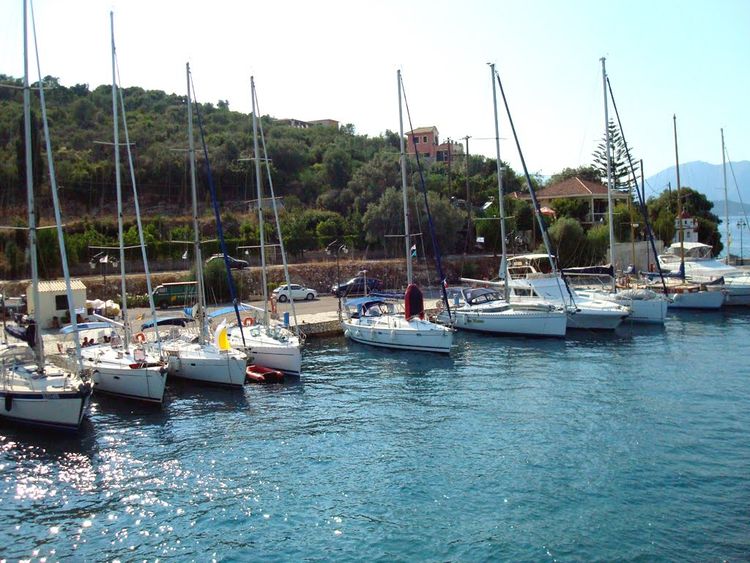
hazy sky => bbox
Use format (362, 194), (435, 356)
(2, 0), (748, 197)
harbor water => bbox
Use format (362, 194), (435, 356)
(1, 311), (749, 560)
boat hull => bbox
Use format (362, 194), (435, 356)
(164, 344), (248, 387)
(0, 362), (91, 431)
(342, 317), (453, 354)
(228, 326), (302, 376)
(667, 290), (725, 309)
(91, 365), (166, 403)
(449, 309), (567, 337)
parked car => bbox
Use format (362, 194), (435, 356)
(205, 254), (249, 270)
(331, 276), (383, 298)
(151, 281), (198, 309)
(273, 284), (318, 302)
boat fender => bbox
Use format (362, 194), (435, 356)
(134, 332), (147, 344)
(5, 394), (12, 412)
(243, 317), (255, 327)
(270, 297), (277, 314)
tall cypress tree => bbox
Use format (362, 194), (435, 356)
(592, 119), (638, 193)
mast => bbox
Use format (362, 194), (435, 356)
(673, 114), (685, 275)
(23, 0), (43, 365)
(722, 128), (729, 261)
(601, 57), (617, 292)
(397, 70), (412, 285)
(251, 77), (270, 326)
(111, 12), (130, 349)
(30, 0), (83, 371)
(186, 63), (207, 345)
(490, 63), (509, 301)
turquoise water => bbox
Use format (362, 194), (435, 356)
(1, 311), (749, 561)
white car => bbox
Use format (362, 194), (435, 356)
(273, 284), (318, 302)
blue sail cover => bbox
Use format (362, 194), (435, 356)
(59, 321), (112, 335)
(5, 321), (35, 347)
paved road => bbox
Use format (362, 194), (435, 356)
(128, 295), (341, 323)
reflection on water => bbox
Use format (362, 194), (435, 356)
(1, 310), (749, 560)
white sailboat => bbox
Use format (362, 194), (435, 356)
(649, 116), (725, 310)
(341, 70), (454, 354)
(0, 0), (91, 430)
(440, 63), (567, 338)
(574, 58), (668, 324)
(225, 76), (302, 375)
(161, 63), (248, 387)
(655, 131), (750, 306)
(70, 13), (167, 403)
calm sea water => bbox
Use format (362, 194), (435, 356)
(1, 311), (749, 561)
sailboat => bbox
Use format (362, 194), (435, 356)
(65, 13), (167, 403)
(440, 63), (567, 338)
(573, 58), (668, 324)
(655, 130), (750, 306)
(484, 66), (629, 330)
(224, 76), (303, 375)
(340, 70), (454, 353)
(160, 63), (249, 387)
(0, 0), (92, 430)
(647, 116), (725, 310)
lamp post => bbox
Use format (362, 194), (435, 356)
(326, 239), (348, 311)
(737, 219), (747, 265)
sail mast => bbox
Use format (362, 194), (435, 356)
(23, 0), (42, 365)
(601, 57), (617, 292)
(397, 70), (413, 285)
(250, 77), (270, 326)
(673, 114), (685, 274)
(111, 11), (130, 349)
(186, 64), (207, 345)
(722, 128), (729, 261)
(489, 63), (509, 301)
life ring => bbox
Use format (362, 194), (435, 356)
(243, 316), (255, 327)
(135, 332), (147, 344)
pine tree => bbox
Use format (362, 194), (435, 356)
(592, 120), (638, 193)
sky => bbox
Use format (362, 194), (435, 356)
(1, 0), (748, 198)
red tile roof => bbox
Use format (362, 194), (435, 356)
(509, 177), (628, 200)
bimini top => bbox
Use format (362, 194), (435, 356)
(60, 321), (113, 334)
(141, 316), (195, 330)
(344, 296), (386, 309)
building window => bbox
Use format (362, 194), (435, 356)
(423, 136), (428, 143)
(55, 294), (68, 311)
(413, 136), (419, 144)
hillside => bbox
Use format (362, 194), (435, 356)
(645, 160), (750, 212)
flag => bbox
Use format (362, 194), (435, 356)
(410, 244), (417, 257)
(182, 249), (189, 260)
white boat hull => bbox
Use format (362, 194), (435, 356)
(0, 362), (91, 431)
(81, 345), (167, 403)
(566, 308), (629, 330)
(668, 289), (725, 309)
(228, 326), (302, 376)
(342, 316), (453, 354)
(164, 343), (247, 387)
(448, 308), (567, 337)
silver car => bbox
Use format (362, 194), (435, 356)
(273, 284), (318, 302)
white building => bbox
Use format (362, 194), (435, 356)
(26, 279), (87, 328)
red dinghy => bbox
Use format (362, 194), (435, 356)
(245, 364), (285, 384)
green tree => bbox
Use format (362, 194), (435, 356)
(592, 120), (638, 192)
(547, 216), (586, 268)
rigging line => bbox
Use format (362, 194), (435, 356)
(30, 0), (84, 371)
(493, 69), (574, 306)
(606, 75), (668, 293)
(189, 72), (245, 335)
(724, 148), (749, 225)
(115, 52), (163, 355)
(399, 73), (451, 315)
(253, 81), (302, 338)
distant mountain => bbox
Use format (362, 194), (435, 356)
(645, 161), (750, 214)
